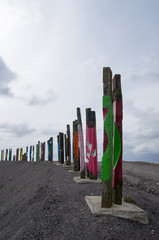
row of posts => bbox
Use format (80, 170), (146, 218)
(0, 67), (123, 209)
(57, 107), (98, 180)
(0, 137), (53, 162)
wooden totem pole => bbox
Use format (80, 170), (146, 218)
(59, 132), (64, 163)
(1, 150), (4, 161)
(66, 124), (71, 165)
(5, 149), (8, 161)
(36, 144), (39, 161)
(47, 139), (50, 161)
(102, 67), (113, 208)
(16, 148), (19, 161)
(86, 108), (91, 177)
(73, 120), (80, 171)
(20, 148), (23, 161)
(77, 108), (85, 178)
(57, 135), (60, 162)
(9, 149), (12, 161)
(49, 137), (53, 161)
(101, 67), (123, 208)
(87, 110), (98, 179)
(113, 75), (122, 204)
(26, 147), (28, 161)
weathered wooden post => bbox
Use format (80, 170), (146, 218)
(20, 148), (23, 161)
(86, 108), (91, 177)
(16, 148), (19, 161)
(66, 124), (71, 165)
(32, 146), (35, 162)
(13, 155), (16, 161)
(41, 142), (45, 161)
(64, 134), (67, 163)
(101, 67), (113, 208)
(59, 132), (64, 163)
(26, 147), (28, 161)
(57, 135), (60, 162)
(36, 144), (39, 161)
(87, 111), (98, 179)
(9, 149), (12, 161)
(73, 120), (80, 171)
(38, 141), (41, 161)
(5, 149), (8, 161)
(29, 146), (32, 161)
(49, 137), (53, 161)
(1, 150), (4, 161)
(77, 108), (85, 178)
(113, 74), (122, 204)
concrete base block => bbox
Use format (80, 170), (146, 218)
(85, 196), (149, 224)
(54, 162), (62, 166)
(62, 164), (73, 168)
(73, 176), (101, 184)
(68, 170), (75, 173)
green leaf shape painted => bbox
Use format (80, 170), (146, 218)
(113, 122), (121, 169)
(102, 96), (113, 182)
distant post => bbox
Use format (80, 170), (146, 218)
(66, 124), (71, 165)
(57, 135), (60, 162)
(113, 75), (122, 204)
(20, 148), (23, 161)
(49, 137), (53, 161)
(86, 108), (91, 177)
(73, 120), (80, 171)
(59, 132), (64, 163)
(1, 150), (4, 161)
(16, 148), (19, 161)
(101, 67), (113, 208)
(36, 144), (39, 161)
(87, 111), (98, 179)
(77, 108), (85, 178)
(9, 149), (12, 161)
(26, 147), (28, 161)
(5, 149), (8, 161)
(32, 146), (35, 162)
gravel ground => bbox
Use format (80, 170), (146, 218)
(0, 160), (158, 240)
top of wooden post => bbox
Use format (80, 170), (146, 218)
(113, 74), (122, 101)
(77, 107), (82, 124)
(103, 67), (112, 96)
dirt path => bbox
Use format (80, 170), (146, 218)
(0, 161), (158, 240)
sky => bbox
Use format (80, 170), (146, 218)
(0, 0), (159, 163)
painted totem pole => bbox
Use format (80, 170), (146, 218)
(59, 133), (64, 163)
(16, 148), (19, 161)
(66, 124), (71, 165)
(9, 149), (12, 161)
(41, 142), (45, 161)
(113, 75), (122, 204)
(47, 139), (50, 161)
(77, 108), (85, 178)
(26, 147), (28, 161)
(38, 141), (41, 161)
(87, 110), (98, 179)
(64, 134), (67, 162)
(101, 67), (123, 208)
(13, 155), (16, 161)
(5, 149), (8, 161)
(57, 135), (60, 162)
(30, 146), (32, 161)
(20, 148), (23, 161)
(36, 144), (39, 161)
(49, 137), (53, 161)
(32, 146), (35, 162)
(73, 120), (80, 171)
(86, 108), (91, 177)
(102, 67), (113, 208)
(1, 150), (4, 161)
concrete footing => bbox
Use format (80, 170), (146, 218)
(73, 176), (101, 184)
(68, 170), (75, 173)
(85, 196), (149, 224)
(62, 164), (73, 168)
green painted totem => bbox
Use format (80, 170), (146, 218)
(101, 67), (123, 208)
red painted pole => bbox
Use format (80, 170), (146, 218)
(86, 108), (91, 177)
(88, 111), (98, 179)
